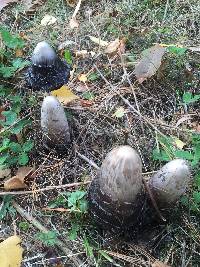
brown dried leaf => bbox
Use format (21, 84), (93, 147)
(152, 260), (171, 267)
(66, 0), (77, 7)
(105, 38), (120, 54)
(4, 166), (34, 190)
(89, 36), (108, 47)
(0, 0), (17, 12)
(135, 44), (166, 83)
(69, 17), (79, 29)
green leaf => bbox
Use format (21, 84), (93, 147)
(83, 236), (94, 259)
(152, 148), (171, 161)
(167, 46), (187, 55)
(6, 156), (18, 166)
(180, 195), (189, 207)
(9, 142), (22, 153)
(12, 58), (29, 69)
(174, 150), (194, 160)
(0, 29), (24, 49)
(0, 154), (9, 165)
(193, 191), (200, 204)
(22, 140), (34, 152)
(64, 50), (72, 65)
(36, 231), (58, 246)
(0, 195), (15, 220)
(0, 66), (16, 78)
(69, 223), (79, 240)
(82, 91), (95, 100)
(113, 107), (125, 118)
(99, 250), (113, 263)
(1, 110), (17, 126)
(79, 199), (88, 212)
(67, 190), (86, 208)
(87, 72), (99, 81)
(182, 92), (200, 105)
(10, 119), (31, 134)
(0, 138), (10, 152)
(18, 221), (30, 231)
(18, 152), (29, 165)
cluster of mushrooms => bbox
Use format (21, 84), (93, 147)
(26, 41), (192, 231)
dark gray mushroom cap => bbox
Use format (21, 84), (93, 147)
(26, 41), (71, 91)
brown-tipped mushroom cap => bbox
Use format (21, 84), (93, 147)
(41, 96), (70, 149)
(99, 145), (142, 203)
(149, 159), (191, 207)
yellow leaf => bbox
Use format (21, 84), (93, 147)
(78, 74), (87, 82)
(112, 107), (125, 118)
(0, 236), (23, 267)
(51, 85), (79, 105)
(41, 15), (57, 26)
(173, 138), (186, 150)
(89, 36), (108, 47)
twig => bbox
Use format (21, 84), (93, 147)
(12, 201), (83, 267)
(142, 178), (166, 222)
(93, 64), (166, 138)
(0, 181), (90, 196)
(72, 0), (82, 18)
(76, 151), (100, 170)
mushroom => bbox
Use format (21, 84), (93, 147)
(26, 41), (71, 91)
(88, 145), (143, 229)
(41, 96), (70, 149)
(148, 159), (191, 207)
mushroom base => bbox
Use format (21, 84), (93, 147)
(88, 179), (145, 231)
(26, 60), (71, 91)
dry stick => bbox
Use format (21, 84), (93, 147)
(72, 0), (82, 18)
(12, 201), (82, 267)
(0, 181), (90, 196)
(93, 64), (166, 138)
(76, 151), (100, 170)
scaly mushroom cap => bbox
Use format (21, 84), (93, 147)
(149, 159), (191, 207)
(26, 41), (71, 91)
(41, 96), (70, 148)
(31, 41), (57, 67)
(99, 145), (142, 203)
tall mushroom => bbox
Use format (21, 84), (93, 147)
(88, 145), (143, 230)
(41, 96), (70, 149)
(26, 41), (71, 91)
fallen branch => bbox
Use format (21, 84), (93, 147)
(12, 201), (83, 267)
(0, 181), (90, 196)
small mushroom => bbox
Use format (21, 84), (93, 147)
(26, 41), (71, 91)
(41, 96), (70, 149)
(88, 145), (143, 229)
(148, 159), (191, 207)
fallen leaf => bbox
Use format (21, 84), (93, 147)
(15, 49), (23, 57)
(69, 17), (79, 29)
(112, 107), (125, 118)
(0, 168), (11, 180)
(135, 44), (166, 83)
(58, 40), (75, 50)
(43, 207), (71, 212)
(78, 74), (87, 82)
(152, 260), (171, 267)
(51, 85), (79, 105)
(4, 166), (34, 190)
(41, 14), (57, 26)
(105, 38), (120, 54)
(0, 0), (17, 12)
(66, 0), (77, 7)
(89, 36), (108, 47)
(173, 137), (185, 149)
(0, 236), (23, 267)
(80, 99), (93, 107)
